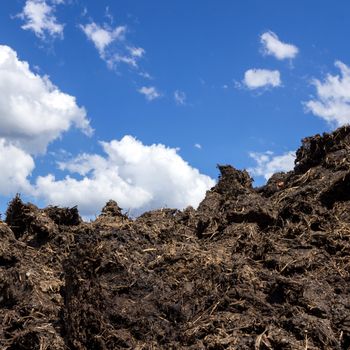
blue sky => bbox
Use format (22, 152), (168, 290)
(0, 0), (349, 217)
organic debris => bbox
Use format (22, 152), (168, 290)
(1, 126), (350, 349)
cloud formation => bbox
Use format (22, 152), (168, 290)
(248, 151), (295, 180)
(243, 69), (281, 89)
(0, 45), (92, 154)
(174, 90), (187, 105)
(0, 140), (35, 195)
(80, 21), (145, 69)
(305, 61), (350, 127)
(260, 31), (298, 60)
(80, 22), (126, 57)
(34, 136), (215, 216)
(0, 44), (92, 207)
(18, 0), (64, 40)
(138, 86), (161, 101)
(0, 45), (213, 217)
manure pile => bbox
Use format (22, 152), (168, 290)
(1, 127), (350, 349)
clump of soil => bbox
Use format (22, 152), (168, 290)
(1, 126), (350, 349)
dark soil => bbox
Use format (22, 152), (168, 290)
(1, 126), (350, 349)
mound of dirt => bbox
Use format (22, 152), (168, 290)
(1, 126), (350, 349)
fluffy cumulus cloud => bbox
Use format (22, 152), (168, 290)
(0, 44), (92, 205)
(248, 151), (296, 180)
(0, 140), (35, 195)
(0, 44), (212, 217)
(0, 45), (92, 154)
(17, 0), (64, 40)
(80, 21), (145, 69)
(305, 61), (350, 127)
(34, 136), (216, 216)
(260, 31), (299, 60)
(243, 69), (281, 89)
(138, 86), (161, 101)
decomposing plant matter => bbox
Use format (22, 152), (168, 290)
(1, 127), (350, 349)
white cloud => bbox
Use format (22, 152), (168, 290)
(0, 45), (92, 154)
(174, 90), (187, 105)
(139, 71), (153, 79)
(260, 31), (299, 60)
(248, 151), (295, 180)
(18, 0), (64, 40)
(80, 21), (145, 70)
(138, 86), (161, 101)
(0, 44), (92, 202)
(80, 22), (126, 57)
(34, 136), (215, 216)
(104, 6), (114, 23)
(0, 140), (34, 195)
(194, 143), (202, 149)
(112, 55), (138, 68)
(243, 69), (281, 89)
(0, 44), (212, 218)
(127, 46), (145, 58)
(305, 61), (350, 127)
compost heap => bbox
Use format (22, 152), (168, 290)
(1, 126), (350, 350)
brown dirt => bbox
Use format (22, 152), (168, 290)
(1, 126), (350, 349)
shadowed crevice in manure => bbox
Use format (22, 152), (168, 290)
(1, 126), (350, 349)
